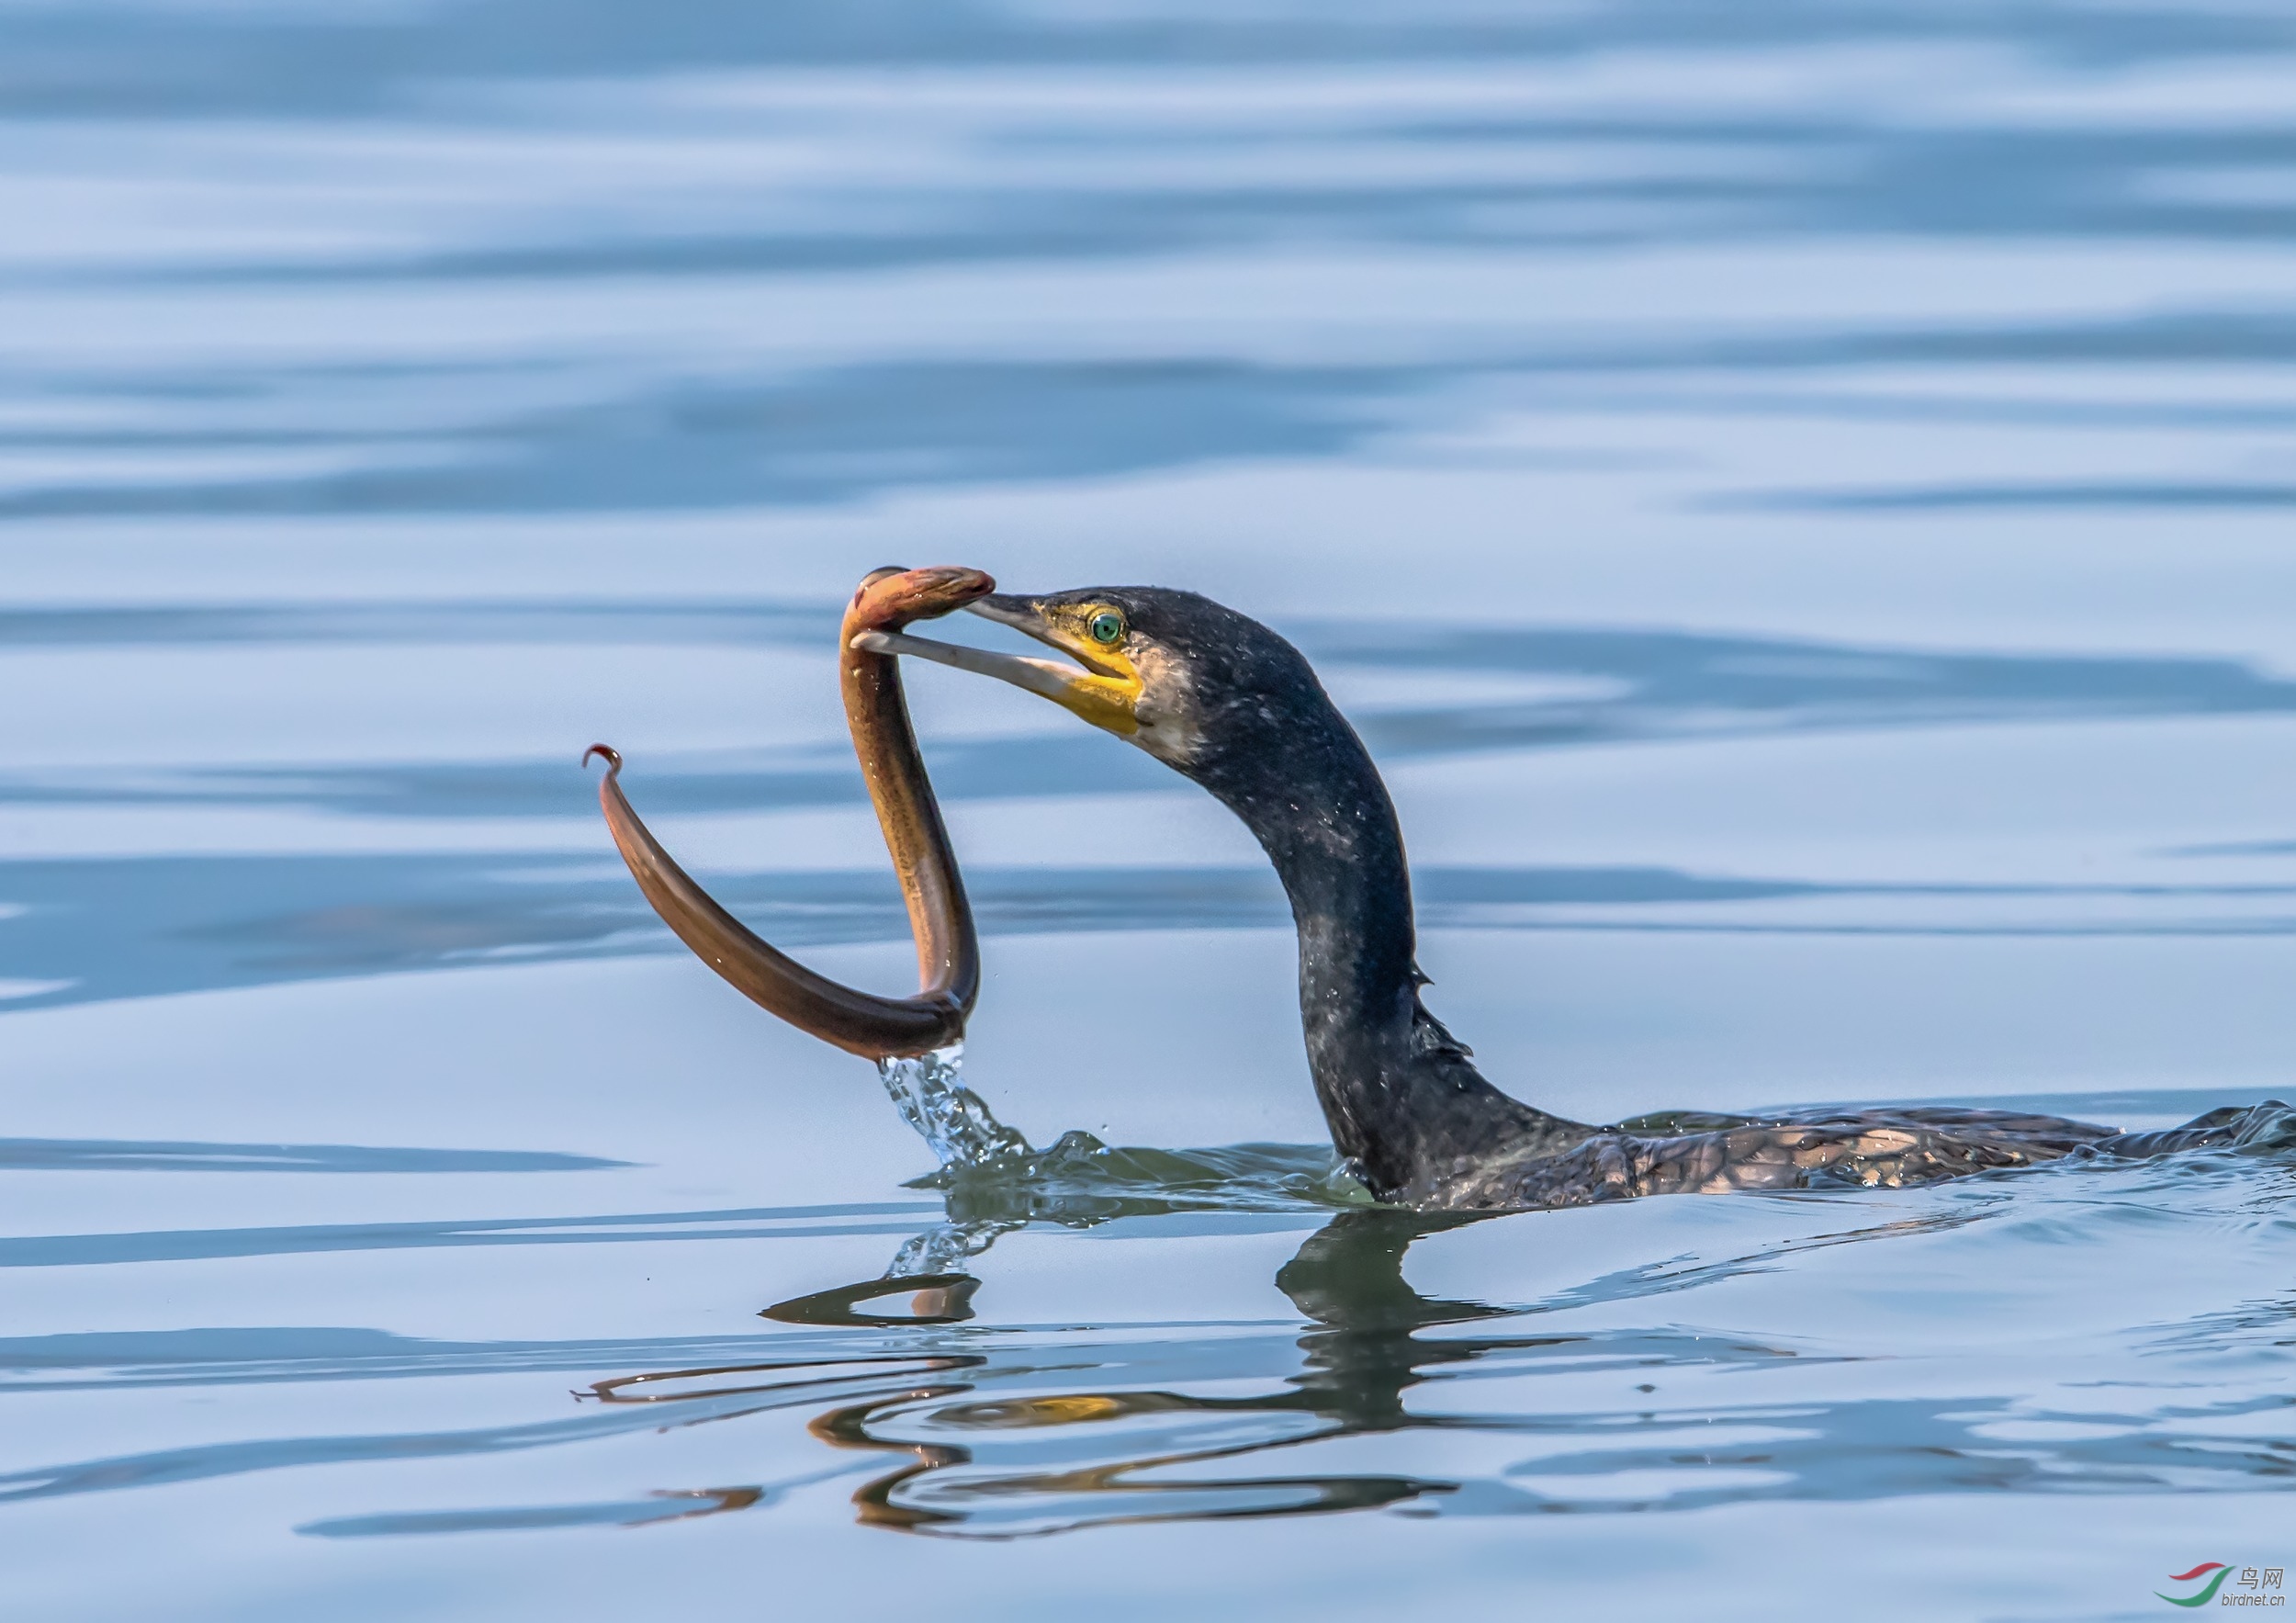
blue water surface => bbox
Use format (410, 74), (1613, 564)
(2, 3), (2294, 1617)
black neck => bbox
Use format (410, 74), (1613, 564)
(1194, 707), (1575, 1199)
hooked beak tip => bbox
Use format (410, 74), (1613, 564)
(852, 566), (999, 630)
(584, 743), (622, 775)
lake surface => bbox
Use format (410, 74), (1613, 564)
(4, 2), (2295, 1617)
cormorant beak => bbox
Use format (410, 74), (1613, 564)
(850, 592), (1143, 737)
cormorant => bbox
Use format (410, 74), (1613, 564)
(591, 569), (2279, 1211)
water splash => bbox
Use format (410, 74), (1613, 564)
(885, 1219), (1023, 1279)
(871, 1045), (1366, 1287)
(875, 1044), (1034, 1171)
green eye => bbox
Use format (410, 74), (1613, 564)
(1087, 610), (1125, 646)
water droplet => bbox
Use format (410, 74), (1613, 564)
(876, 1043), (1033, 1171)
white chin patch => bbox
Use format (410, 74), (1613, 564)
(1129, 715), (1194, 764)
(1127, 658), (1201, 765)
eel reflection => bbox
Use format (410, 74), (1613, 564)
(597, 1211), (1506, 1537)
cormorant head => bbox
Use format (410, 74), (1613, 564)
(854, 585), (1326, 779)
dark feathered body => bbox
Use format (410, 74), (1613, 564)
(993, 588), (2282, 1211)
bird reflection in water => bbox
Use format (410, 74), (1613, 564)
(580, 1210), (1514, 1538)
